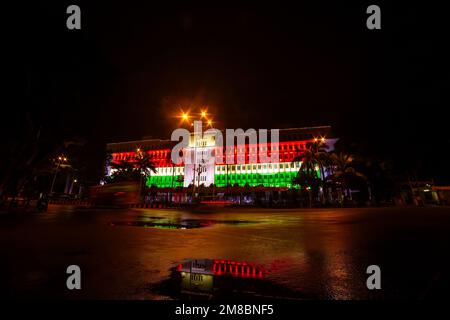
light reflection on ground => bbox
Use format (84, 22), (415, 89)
(1, 206), (450, 299)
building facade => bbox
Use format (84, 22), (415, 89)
(106, 126), (337, 190)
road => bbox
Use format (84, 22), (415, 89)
(1, 205), (450, 299)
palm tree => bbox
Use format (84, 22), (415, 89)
(293, 170), (321, 208)
(135, 151), (157, 179)
(328, 152), (366, 204)
(109, 150), (156, 200)
(134, 150), (157, 200)
(109, 160), (138, 182)
(293, 140), (329, 204)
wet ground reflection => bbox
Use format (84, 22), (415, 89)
(2, 206), (450, 299)
(109, 217), (260, 229)
(150, 259), (307, 300)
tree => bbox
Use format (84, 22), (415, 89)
(363, 158), (395, 205)
(328, 152), (366, 204)
(293, 140), (328, 205)
(0, 113), (41, 199)
(108, 160), (139, 182)
(293, 170), (321, 208)
(108, 150), (156, 199)
(135, 151), (157, 179)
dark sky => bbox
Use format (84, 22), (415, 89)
(9, 1), (450, 182)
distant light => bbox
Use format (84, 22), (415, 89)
(58, 156), (62, 161)
(314, 138), (318, 142)
(63, 157), (67, 161)
(201, 110), (207, 118)
(321, 137), (326, 142)
(74, 179), (77, 183)
(207, 119), (213, 126)
(181, 113), (189, 121)
(136, 148), (141, 152)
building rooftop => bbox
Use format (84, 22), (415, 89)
(107, 126), (333, 153)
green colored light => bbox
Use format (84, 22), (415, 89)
(144, 224), (178, 229)
(214, 171), (299, 188)
(146, 175), (184, 188)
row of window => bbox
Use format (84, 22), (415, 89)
(146, 175), (184, 188)
(113, 143), (306, 163)
(195, 175), (208, 182)
(113, 150), (171, 161)
(221, 144), (304, 153)
(215, 153), (301, 164)
(215, 172), (297, 180)
(154, 167), (184, 176)
(215, 162), (301, 173)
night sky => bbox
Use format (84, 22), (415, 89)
(8, 1), (449, 183)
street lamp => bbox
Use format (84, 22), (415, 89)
(136, 148), (144, 203)
(181, 112), (189, 122)
(50, 155), (68, 194)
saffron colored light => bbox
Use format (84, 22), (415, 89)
(211, 260), (266, 278)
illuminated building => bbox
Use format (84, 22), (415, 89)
(106, 126), (337, 190)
